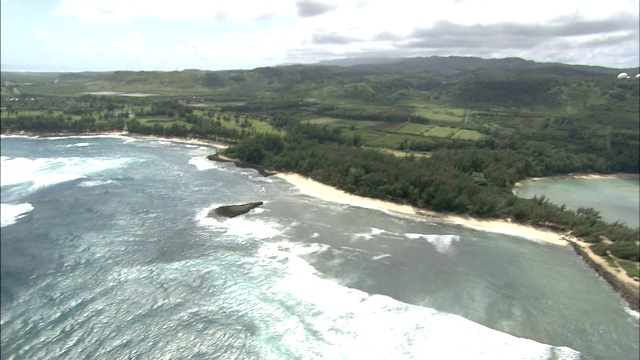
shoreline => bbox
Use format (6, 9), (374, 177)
(276, 173), (570, 246)
(1, 131), (230, 149)
(5, 132), (637, 311)
(276, 172), (639, 311)
(513, 173), (639, 191)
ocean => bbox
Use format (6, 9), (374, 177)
(1, 135), (638, 359)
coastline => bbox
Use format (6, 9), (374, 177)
(276, 173), (569, 246)
(513, 173), (639, 191)
(5, 133), (637, 311)
(1, 131), (230, 149)
(276, 172), (640, 311)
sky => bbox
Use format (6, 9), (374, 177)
(1, 0), (639, 72)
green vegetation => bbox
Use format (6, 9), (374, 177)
(2, 56), (638, 267)
(617, 259), (640, 279)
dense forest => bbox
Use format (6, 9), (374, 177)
(1, 56), (639, 266)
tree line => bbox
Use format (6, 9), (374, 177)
(223, 124), (639, 261)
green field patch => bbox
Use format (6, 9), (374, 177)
(139, 118), (193, 128)
(452, 129), (484, 140)
(377, 148), (431, 158)
(308, 117), (339, 125)
(308, 117), (383, 130)
(424, 126), (456, 138)
(394, 122), (430, 135)
(217, 116), (283, 135)
(342, 129), (423, 149)
(617, 259), (640, 278)
(413, 107), (465, 123)
(248, 118), (283, 135)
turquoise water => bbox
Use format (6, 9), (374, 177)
(515, 176), (640, 229)
(1, 135), (638, 359)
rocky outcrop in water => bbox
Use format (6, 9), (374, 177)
(207, 154), (276, 177)
(209, 202), (264, 218)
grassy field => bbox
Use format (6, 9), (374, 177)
(307, 117), (382, 129)
(617, 259), (640, 278)
(394, 122), (430, 135)
(452, 129), (484, 140)
(376, 148), (431, 158)
(413, 106), (466, 123)
(424, 126), (457, 138)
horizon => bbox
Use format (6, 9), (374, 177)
(1, 0), (638, 72)
(2, 55), (640, 74)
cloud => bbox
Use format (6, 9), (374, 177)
(296, 0), (336, 17)
(373, 32), (401, 41)
(53, 0), (297, 22)
(312, 33), (360, 45)
(112, 31), (145, 53)
(402, 13), (639, 51)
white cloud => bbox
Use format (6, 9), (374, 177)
(112, 31), (145, 54)
(6, 0), (637, 70)
(53, 0), (299, 22)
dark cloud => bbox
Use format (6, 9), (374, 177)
(404, 13), (639, 50)
(373, 32), (401, 41)
(288, 12), (639, 69)
(312, 33), (360, 45)
(296, 0), (337, 18)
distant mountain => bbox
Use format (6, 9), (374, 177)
(313, 56), (625, 77)
(316, 57), (400, 67)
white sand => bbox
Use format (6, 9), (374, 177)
(277, 173), (569, 246)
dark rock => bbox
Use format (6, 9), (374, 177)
(209, 202), (264, 218)
(206, 154), (277, 177)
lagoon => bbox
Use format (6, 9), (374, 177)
(514, 175), (640, 229)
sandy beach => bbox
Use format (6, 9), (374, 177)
(276, 173), (570, 246)
(276, 172), (640, 310)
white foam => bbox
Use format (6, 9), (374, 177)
(66, 142), (90, 147)
(42, 135), (127, 140)
(352, 227), (395, 241)
(624, 307), (640, 322)
(78, 180), (116, 187)
(0, 156), (134, 196)
(352, 232), (374, 241)
(406, 234), (460, 255)
(195, 204), (282, 240)
(257, 240), (581, 359)
(372, 254), (392, 261)
(1, 203), (33, 227)
(188, 157), (218, 171)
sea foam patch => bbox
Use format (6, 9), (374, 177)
(189, 157), (218, 171)
(255, 240), (581, 359)
(406, 234), (460, 255)
(1, 203), (34, 227)
(78, 180), (116, 187)
(196, 204), (282, 240)
(1, 156), (133, 190)
(352, 227), (397, 241)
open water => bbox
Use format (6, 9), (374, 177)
(515, 176), (640, 229)
(1, 135), (638, 359)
